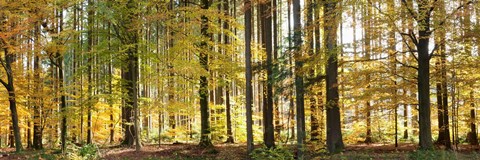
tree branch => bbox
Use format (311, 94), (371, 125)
(0, 77), (7, 88)
(401, 0), (418, 21)
(395, 57), (418, 70)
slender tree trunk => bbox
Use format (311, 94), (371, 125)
(315, 13), (324, 142)
(260, 0), (275, 148)
(53, 7), (68, 153)
(307, 0), (319, 143)
(434, 0), (451, 149)
(86, 0), (94, 145)
(272, 0), (281, 141)
(244, 0), (254, 153)
(108, 23), (115, 144)
(463, 0), (478, 146)
(225, 86), (234, 143)
(293, 0), (305, 157)
(33, 24), (43, 150)
(387, 0), (398, 147)
(223, 0), (234, 144)
(404, 105), (408, 139)
(363, 3), (372, 144)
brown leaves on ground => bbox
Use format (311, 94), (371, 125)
(102, 143), (247, 160)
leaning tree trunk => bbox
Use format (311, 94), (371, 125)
(1, 49), (23, 152)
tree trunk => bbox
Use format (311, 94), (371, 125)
(114, 0), (141, 151)
(199, 0), (213, 148)
(307, 0), (319, 143)
(468, 92), (478, 145)
(463, 0), (477, 146)
(244, 0), (254, 153)
(434, 0), (451, 149)
(261, 0), (275, 148)
(33, 24), (43, 150)
(225, 86), (234, 143)
(404, 105), (408, 139)
(223, 0), (234, 144)
(293, 0), (305, 157)
(324, 0), (344, 153)
(1, 47), (23, 151)
(86, 0), (94, 145)
(363, 3), (372, 144)
(416, 1), (433, 149)
(387, 0), (398, 147)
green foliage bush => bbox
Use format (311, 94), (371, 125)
(408, 150), (456, 160)
(250, 146), (294, 160)
(78, 144), (100, 160)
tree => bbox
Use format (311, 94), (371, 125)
(224, 0), (234, 144)
(33, 23), (43, 150)
(324, 0), (343, 153)
(244, 0), (254, 154)
(463, 0), (478, 146)
(110, 0), (141, 150)
(363, 2), (373, 144)
(260, 0), (275, 148)
(434, 0), (451, 149)
(414, 0), (434, 150)
(199, 0), (213, 147)
(86, 0), (94, 145)
(293, 0), (305, 157)
(0, 8), (23, 151)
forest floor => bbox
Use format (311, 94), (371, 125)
(2, 143), (480, 159)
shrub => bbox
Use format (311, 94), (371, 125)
(250, 146), (294, 160)
(78, 144), (100, 160)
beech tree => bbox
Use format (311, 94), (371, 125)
(324, 0), (344, 153)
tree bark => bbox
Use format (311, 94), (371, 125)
(86, 0), (94, 145)
(225, 86), (234, 143)
(434, 0), (451, 149)
(2, 49), (23, 151)
(416, 1), (433, 149)
(307, 0), (319, 143)
(463, 0), (478, 146)
(199, 0), (213, 148)
(293, 0), (305, 157)
(261, 0), (275, 148)
(33, 24), (43, 150)
(324, 0), (344, 153)
(244, 0), (254, 153)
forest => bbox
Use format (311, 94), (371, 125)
(0, 0), (480, 159)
